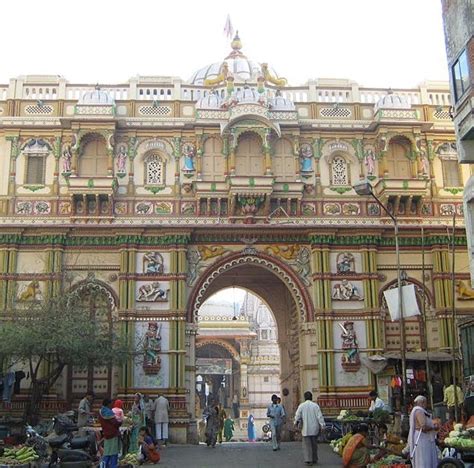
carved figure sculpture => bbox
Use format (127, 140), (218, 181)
(337, 252), (355, 274)
(265, 244), (301, 260)
(19, 280), (41, 301)
(143, 252), (164, 274)
(339, 321), (360, 364)
(143, 322), (162, 373)
(261, 63), (288, 87)
(116, 145), (127, 173)
(186, 247), (202, 286)
(204, 62), (230, 87)
(420, 150), (429, 176)
(62, 145), (72, 173)
(198, 245), (229, 261)
(300, 144), (313, 173)
(456, 281), (474, 300)
(182, 143), (196, 172)
(294, 247), (311, 286)
(332, 279), (362, 300)
(137, 282), (167, 302)
(364, 149), (376, 176)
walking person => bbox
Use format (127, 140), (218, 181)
(407, 395), (439, 468)
(247, 414), (257, 442)
(153, 393), (170, 446)
(99, 398), (122, 468)
(217, 403), (226, 444)
(224, 416), (234, 442)
(267, 394), (285, 451)
(77, 391), (94, 428)
(294, 391), (325, 466)
(143, 395), (155, 437)
(203, 401), (219, 448)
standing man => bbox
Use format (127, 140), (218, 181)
(267, 394), (285, 451)
(154, 393), (170, 446)
(143, 395), (155, 437)
(77, 391), (94, 428)
(444, 377), (464, 421)
(294, 391), (325, 466)
(368, 391), (385, 414)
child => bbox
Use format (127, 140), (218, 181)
(138, 426), (160, 464)
(112, 399), (124, 423)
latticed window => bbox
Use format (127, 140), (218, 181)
(26, 155), (46, 184)
(442, 159), (462, 187)
(331, 156), (348, 186)
(145, 154), (164, 185)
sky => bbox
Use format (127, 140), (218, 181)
(0, 0), (449, 88)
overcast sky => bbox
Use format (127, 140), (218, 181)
(0, 0), (448, 88)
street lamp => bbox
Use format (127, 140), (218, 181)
(353, 179), (408, 415)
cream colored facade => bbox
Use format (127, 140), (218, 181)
(0, 36), (472, 443)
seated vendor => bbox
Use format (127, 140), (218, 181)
(137, 426), (160, 464)
(368, 391), (385, 413)
(342, 423), (386, 468)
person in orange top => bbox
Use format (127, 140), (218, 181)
(342, 423), (386, 468)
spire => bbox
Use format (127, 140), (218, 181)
(226, 31), (245, 59)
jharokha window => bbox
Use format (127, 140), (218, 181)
(145, 154), (165, 186)
(26, 155), (46, 185)
(331, 155), (349, 186)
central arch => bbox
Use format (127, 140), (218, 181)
(186, 250), (315, 438)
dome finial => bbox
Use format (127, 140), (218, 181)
(231, 30), (242, 52)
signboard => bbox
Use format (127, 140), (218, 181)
(196, 358), (232, 375)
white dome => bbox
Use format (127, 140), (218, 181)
(270, 94), (295, 111)
(196, 92), (224, 109)
(233, 87), (263, 104)
(375, 92), (411, 112)
(78, 88), (114, 106)
(188, 33), (280, 85)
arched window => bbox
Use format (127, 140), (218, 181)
(79, 136), (108, 177)
(22, 139), (50, 185)
(331, 155), (349, 186)
(385, 137), (411, 178)
(201, 137), (225, 181)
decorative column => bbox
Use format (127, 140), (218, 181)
(106, 131), (115, 176)
(6, 137), (20, 212)
(312, 137), (323, 196)
(263, 128), (272, 175)
(127, 137), (137, 195)
(222, 137), (229, 178)
(293, 135), (301, 182)
(52, 136), (62, 196)
(173, 136), (182, 196)
(229, 129), (237, 176)
(196, 134), (203, 180)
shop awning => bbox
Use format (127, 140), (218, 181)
(382, 351), (458, 362)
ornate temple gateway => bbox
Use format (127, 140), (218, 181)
(0, 34), (473, 442)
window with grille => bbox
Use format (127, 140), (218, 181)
(442, 159), (462, 187)
(26, 155), (46, 184)
(145, 154), (164, 185)
(331, 156), (348, 186)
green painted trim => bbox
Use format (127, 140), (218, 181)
(309, 234), (467, 247)
(329, 186), (352, 194)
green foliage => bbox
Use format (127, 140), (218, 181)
(0, 290), (133, 422)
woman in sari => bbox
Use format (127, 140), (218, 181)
(342, 423), (386, 468)
(224, 416), (234, 442)
(247, 414), (257, 442)
(129, 393), (145, 453)
(408, 395), (439, 468)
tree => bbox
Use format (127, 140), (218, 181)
(0, 285), (133, 424)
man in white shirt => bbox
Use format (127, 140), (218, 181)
(368, 390), (385, 413)
(153, 393), (170, 446)
(294, 391), (325, 466)
(77, 391), (94, 428)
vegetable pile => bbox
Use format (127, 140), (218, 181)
(119, 451), (140, 465)
(0, 446), (39, 465)
(336, 410), (362, 422)
(368, 454), (407, 467)
(443, 423), (474, 450)
(329, 432), (352, 455)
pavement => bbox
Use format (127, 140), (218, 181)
(155, 441), (342, 467)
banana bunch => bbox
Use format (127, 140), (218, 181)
(119, 451), (139, 465)
(0, 445), (39, 464)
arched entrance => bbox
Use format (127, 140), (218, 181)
(186, 251), (315, 439)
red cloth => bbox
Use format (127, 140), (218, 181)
(113, 399), (123, 409)
(99, 410), (121, 439)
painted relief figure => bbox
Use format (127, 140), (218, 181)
(182, 143), (196, 172)
(116, 145), (127, 174)
(339, 321), (360, 364)
(364, 148), (376, 176)
(300, 143), (313, 173)
(137, 282), (167, 302)
(143, 252), (164, 274)
(337, 252), (355, 274)
(332, 279), (362, 300)
(62, 145), (72, 173)
(143, 322), (162, 373)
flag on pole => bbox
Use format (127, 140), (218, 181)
(223, 14), (234, 39)
(383, 284), (420, 321)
